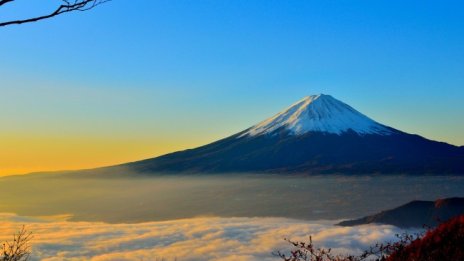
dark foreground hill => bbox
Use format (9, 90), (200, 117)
(338, 197), (464, 228)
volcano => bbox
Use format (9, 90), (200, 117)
(125, 94), (464, 174)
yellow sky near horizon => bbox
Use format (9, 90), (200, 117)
(0, 134), (212, 177)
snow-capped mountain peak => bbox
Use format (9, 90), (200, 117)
(241, 94), (393, 137)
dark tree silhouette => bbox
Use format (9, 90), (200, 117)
(275, 233), (420, 261)
(0, 0), (110, 27)
(1, 226), (32, 261)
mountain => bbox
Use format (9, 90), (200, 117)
(337, 197), (464, 228)
(125, 94), (464, 174)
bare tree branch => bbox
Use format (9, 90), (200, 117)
(0, 0), (110, 27)
(0, 0), (15, 7)
(1, 225), (32, 261)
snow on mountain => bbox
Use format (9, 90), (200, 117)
(240, 94), (394, 137)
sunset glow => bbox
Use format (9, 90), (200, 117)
(1, 1), (463, 260)
(2, 1), (464, 176)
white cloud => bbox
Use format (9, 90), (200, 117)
(0, 213), (413, 261)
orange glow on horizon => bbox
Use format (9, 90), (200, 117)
(0, 134), (212, 177)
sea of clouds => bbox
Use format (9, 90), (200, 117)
(0, 213), (411, 261)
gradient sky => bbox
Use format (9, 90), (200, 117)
(1, 0), (463, 176)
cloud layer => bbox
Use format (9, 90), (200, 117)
(0, 213), (410, 261)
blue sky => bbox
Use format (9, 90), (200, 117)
(1, 0), (463, 174)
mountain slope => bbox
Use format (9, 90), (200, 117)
(125, 94), (464, 174)
(337, 197), (464, 228)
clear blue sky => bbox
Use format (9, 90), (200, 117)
(1, 0), (463, 174)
